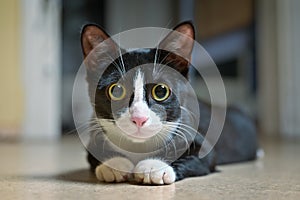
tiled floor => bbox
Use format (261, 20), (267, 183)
(0, 135), (299, 200)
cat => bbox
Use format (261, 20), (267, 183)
(80, 21), (257, 185)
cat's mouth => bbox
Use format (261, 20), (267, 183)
(107, 108), (165, 143)
(124, 127), (162, 143)
(98, 118), (164, 143)
(125, 132), (154, 143)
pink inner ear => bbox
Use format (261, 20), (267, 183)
(158, 22), (195, 61)
(81, 25), (110, 57)
(175, 24), (194, 39)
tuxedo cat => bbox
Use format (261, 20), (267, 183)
(80, 22), (257, 184)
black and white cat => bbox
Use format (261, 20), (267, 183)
(80, 22), (257, 184)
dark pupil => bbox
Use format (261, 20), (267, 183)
(112, 85), (123, 98)
(155, 85), (167, 98)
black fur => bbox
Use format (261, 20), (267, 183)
(93, 50), (182, 122)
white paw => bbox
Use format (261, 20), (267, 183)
(95, 157), (134, 183)
(133, 159), (176, 185)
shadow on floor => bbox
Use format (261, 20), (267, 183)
(53, 168), (99, 184)
(6, 169), (99, 184)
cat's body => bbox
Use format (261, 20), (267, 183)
(80, 22), (257, 184)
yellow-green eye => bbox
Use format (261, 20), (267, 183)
(107, 83), (126, 101)
(152, 83), (170, 102)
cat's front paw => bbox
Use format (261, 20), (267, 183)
(133, 159), (176, 185)
(95, 157), (134, 183)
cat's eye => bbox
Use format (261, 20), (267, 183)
(107, 83), (126, 101)
(152, 83), (170, 102)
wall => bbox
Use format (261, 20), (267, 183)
(0, 0), (23, 137)
(257, 0), (300, 138)
(276, 0), (300, 138)
(105, 0), (176, 35)
(256, 0), (279, 136)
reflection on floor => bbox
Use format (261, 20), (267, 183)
(0, 135), (299, 200)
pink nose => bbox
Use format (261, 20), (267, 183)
(131, 116), (148, 127)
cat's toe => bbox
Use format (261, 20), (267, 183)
(95, 157), (134, 183)
(161, 166), (176, 184)
(133, 159), (176, 185)
(95, 164), (115, 182)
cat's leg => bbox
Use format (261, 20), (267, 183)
(132, 156), (213, 184)
(133, 159), (176, 185)
(87, 151), (100, 172)
(95, 157), (134, 183)
(170, 135), (216, 181)
(171, 155), (213, 181)
(132, 135), (215, 184)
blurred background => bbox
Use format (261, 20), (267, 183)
(0, 0), (299, 141)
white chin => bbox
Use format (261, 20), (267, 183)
(125, 131), (156, 143)
(129, 137), (148, 143)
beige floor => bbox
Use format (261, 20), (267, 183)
(0, 135), (299, 200)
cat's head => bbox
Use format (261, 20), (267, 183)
(81, 22), (195, 148)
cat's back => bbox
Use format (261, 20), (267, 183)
(197, 100), (257, 165)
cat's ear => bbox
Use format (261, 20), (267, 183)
(81, 24), (120, 71)
(158, 21), (195, 62)
(81, 24), (112, 57)
(158, 22), (195, 77)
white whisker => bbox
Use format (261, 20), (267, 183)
(117, 33), (126, 76)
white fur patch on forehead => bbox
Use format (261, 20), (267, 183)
(133, 71), (144, 102)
